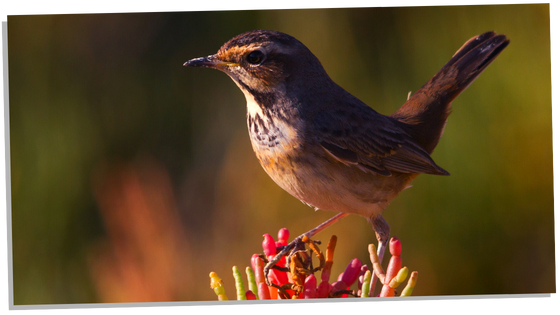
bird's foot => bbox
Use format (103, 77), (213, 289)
(263, 235), (302, 286)
(263, 233), (324, 286)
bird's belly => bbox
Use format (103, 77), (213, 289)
(250, 126), (413, 219)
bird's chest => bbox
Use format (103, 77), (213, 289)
(247, 110), (300, 163)
(246, 108), (306, 195)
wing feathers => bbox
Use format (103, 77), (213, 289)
(315, 107), (448, 177)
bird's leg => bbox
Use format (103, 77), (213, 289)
(368, 214), (390, 297)
(264, 212), (350, 285)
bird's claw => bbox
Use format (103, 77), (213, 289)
(263, 235), (309, 286)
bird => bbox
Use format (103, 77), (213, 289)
(184, 29), (509, 292)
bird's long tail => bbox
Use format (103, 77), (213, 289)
(391, 31), (509, 154)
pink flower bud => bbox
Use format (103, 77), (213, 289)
(340, 258), (362, 286)
(303, 274), (317, 298)
(262, 234), (276, 256)
(389, 237), (401, 256)
(278, 228), (289, 243)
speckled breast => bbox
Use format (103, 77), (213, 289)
(246, 110), (307, 198)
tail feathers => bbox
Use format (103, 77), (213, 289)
(391, 31), (509, 154)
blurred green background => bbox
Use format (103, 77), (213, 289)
(7, 4), (554, 304)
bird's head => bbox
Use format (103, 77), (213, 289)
(184, 30), (329, 99)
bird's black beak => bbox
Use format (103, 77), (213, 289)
(183, 55), (239, 70)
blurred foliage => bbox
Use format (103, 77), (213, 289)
(7, 4), (553, 304)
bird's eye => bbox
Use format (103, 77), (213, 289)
(246, 50), (265, 65)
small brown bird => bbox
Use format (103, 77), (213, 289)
(184, 30), (508, 290)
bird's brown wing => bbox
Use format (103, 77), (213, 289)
(313, 106), (449, 177)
